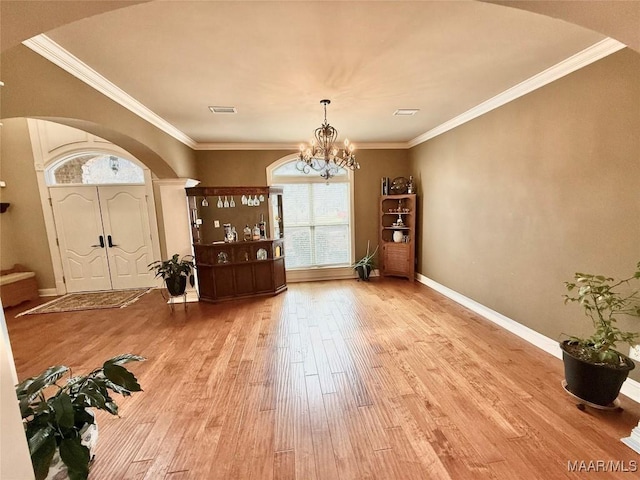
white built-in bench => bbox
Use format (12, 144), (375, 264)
(0, 265), (39, 308)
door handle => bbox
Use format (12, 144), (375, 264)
(107, 235), (119, 248)
(91, 235), (105, 248)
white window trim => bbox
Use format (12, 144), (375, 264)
(267, 154), (356, 282)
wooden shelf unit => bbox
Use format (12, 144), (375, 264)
(186, 186), (286, 302)
(193, 239), (286, 303)
(379, 194), (416, 281)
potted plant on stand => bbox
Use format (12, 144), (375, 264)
(15, 354), (145, 480)
(148, 254), (195, 296)
(353, 241), (378, 281)
(561, 261), (640, 408)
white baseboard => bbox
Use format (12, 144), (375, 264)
(38, 288), (58, 297)
(286, 266), (363, 283)
(621, 423), (640, 454)
(415, 273), (640, 405)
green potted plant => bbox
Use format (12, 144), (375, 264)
(148, 254), (195, 296)
(353, 241), (378, 281)
(15, 354), (145, 480)
(561, 261), (640, 407)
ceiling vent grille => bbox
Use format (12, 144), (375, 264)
(208, 106), (237, 114)
(393, 109), (420, 116)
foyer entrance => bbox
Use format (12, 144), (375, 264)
(50, 185), (156, 292)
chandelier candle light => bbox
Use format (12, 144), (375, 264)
(296, 99), (359, 180)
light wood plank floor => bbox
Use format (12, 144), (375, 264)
(6, 278), (640, 479)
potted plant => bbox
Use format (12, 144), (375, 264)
(15, 354), (145, 480)
(353, 241), (378, 281)
(561, 261), (640, 407)
(148, 254), (195, 296)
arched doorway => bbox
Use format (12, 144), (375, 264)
(28, 119), (161, 294)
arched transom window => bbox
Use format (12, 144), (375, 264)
(46, 152), (144, 185)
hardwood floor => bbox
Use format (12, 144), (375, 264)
(6, 278), (640, 479)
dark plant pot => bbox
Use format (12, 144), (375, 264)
(560, 340), (635, 406)
(355, 265), (371, 281)
(166, 276), (187, 296)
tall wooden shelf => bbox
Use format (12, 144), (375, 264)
(379, 194), (416, 281)
(185, 186), (286, 302)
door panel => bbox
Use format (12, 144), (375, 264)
(98, 186), (156, 289)
(50, 187), (112, 292)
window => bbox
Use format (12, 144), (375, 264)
(271, 159), (353, 269)
(46, 152), (144, 185)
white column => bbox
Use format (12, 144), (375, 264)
(1, 303), (35, 480)
(152, 178), (199, 303)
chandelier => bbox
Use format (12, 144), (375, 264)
(296, 99), (359, 180)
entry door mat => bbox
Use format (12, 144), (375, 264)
(17, 288), (151, 316)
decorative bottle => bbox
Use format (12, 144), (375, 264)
(407, 175), (414, 194)
(243, 224), (251, 241)
(259, 214), (266, 239)
(252, 224), (260, 241)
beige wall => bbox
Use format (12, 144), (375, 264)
(0, 118), (55, 287)
(195, 149), (409, 260)
(1, 45), (196, 180)
(0, 44), (200, 291)
(409, 49), (640, 378)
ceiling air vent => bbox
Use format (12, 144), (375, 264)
(208, 106), (237, 114)
(393, 109), (420, 116)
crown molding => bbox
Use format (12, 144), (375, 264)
(408, 37), (626, 148)
(23, 34), (198, 149)
(192, 142), (408, 151)
(24, 34), (624, 152)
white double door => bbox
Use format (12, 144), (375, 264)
(50, 185), (156, 292)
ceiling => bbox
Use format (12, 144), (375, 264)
(27, 1), (610, 148)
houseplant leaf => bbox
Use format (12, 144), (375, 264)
(103, 363), (142, 392)
(52, 392), (75, 429)
(17, 365), (69, 408)
(103, 353), (146, 367)
(59, 436), (90, 480)
(29, 429), (56, 480)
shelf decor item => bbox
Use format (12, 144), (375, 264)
(390, 177), (408, 195)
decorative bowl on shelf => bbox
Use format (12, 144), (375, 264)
(390, 177), (408, 195)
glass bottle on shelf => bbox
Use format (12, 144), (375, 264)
(407, 175), (414, 194)
(259, 214), (266, 239)
(243, 224), (251, 241)
(253, 224), (260, 241)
